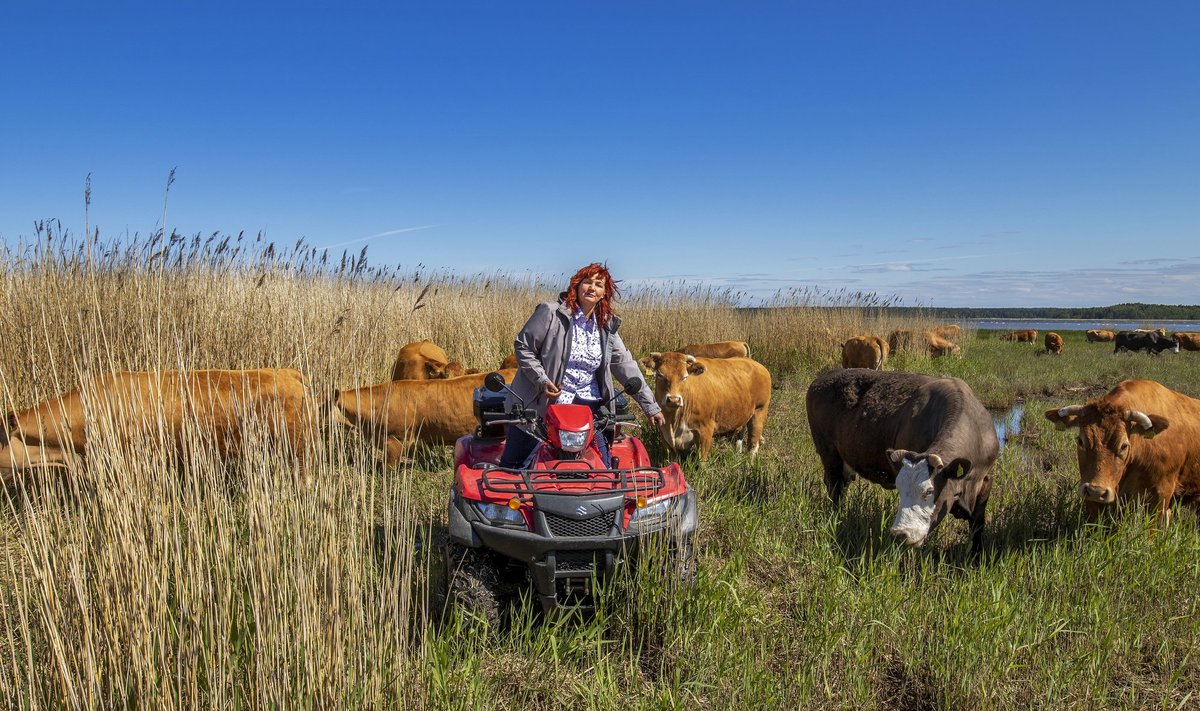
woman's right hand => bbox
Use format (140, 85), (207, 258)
(543, 381), (562, 399)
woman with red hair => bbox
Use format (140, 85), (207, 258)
(499, 262), (665, 469)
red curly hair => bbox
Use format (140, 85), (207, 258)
(562, 262), (619, 328)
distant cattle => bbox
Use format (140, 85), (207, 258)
(642, 352), (771, 461)
(932, 324), (962, 340)
(1045, 379), (1200, 523)
(1, 369), (313, 480)
(841, 335), (889, 369)
(806, 369), (998, 553)
(389, 339), (478, 380)
(1044, 332), (1064, 355)
(1114, 331), (1179, 355)
(1086, 329), (1116, 343)
(923, 332), (960, 358)
(1172, 333), (1200, 352)
(333, 369), (518, 466)
(999, 329), (1038, 344)
(887, 329), (916, 354)
(1132, 328), (1169, 336)
(680, 341), (751, 359)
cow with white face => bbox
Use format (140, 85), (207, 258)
(806, 369), (998, 554)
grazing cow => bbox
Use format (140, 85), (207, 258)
(1086, 329), (1116, 343)
(1044, 332), (1064, 355)
(1172, 333), (1200, 352)
(806, 369), (998, 553)
(332, 369), (517, 466)
(841, 335), (889, 369)
(887, 329), (916, 354)
(923, 332), (960, 358)
(1045, 379), (1200, 523)
(641, 352), (771, 461)
(1113, 331), (1179, 355)
(0, 369), (313, 479)
(680, 341), (751, 359)
(1132, 327), (1169, 336)
(389, 340), (480, 381)
(932, 324), (962, 340)
(999, 329), (1038, 343)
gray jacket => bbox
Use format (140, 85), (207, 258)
(509, 300), (662, 420)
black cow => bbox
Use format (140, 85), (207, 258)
(1114, 331), (1179, 355)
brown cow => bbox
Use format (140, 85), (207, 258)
(923, 332), (961, 358)
(680, 341), (751, 359)
(333, 369), (517, 466)
(1044, 332), (1064, 355)
(499, 353), (519, 370)
(0, 369), (313, 479)
(932, 324), (962, 340)
(841, 335), (889, 369)
(999, 329), (1038, 343)
(642, 352), (771, 461)
(887, 329), (917, 354)
(1086, 329), (1116, 343)
(1045, 379), (1200, 523)
(1172, 333), (1200, 352)
(389, 339), (479, 380)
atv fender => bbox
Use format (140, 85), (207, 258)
(447, 490), (482, 547)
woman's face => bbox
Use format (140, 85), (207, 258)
(576, 276), (606, 314)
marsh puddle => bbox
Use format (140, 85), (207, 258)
(993, 402), (1025, 447)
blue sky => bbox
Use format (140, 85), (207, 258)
(2, 2), (1198, 307)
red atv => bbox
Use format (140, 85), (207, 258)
(444, 372), (697, 625)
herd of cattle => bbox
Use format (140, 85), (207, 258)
(2, 328), (1198, 553)
(992, 327), (1200, 356)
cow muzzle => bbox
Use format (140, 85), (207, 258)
(889, 526), (927, 547)
(665, 394), (684, 408)
(1079, 483), (1114, 503)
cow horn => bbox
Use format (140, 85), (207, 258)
(926, 453), (944, 470)
(1052, 404), (1085, 430)
(685, 355), (696, 364)
(1126, 410), (1153, 432)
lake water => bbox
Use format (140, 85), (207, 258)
(966, 319), (1200, 333)
(993, 403), (1025, 447)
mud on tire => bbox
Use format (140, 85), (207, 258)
(445, 542), (507, 630)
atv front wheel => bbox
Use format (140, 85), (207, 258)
(445, 543), (505, 630)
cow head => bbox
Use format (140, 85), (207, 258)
(885, 449), (973, 546)
(643, 352), (704, 410)
(1044, 402), (1169, 504)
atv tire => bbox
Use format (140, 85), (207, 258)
(446, 543), (505, 631)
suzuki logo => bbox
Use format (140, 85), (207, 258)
(575, 505), (589, 517)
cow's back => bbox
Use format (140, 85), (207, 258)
(806, 369), (996, 484)
(681, 341), (751, 359)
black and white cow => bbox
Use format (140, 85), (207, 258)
(805, 368), (999, 554)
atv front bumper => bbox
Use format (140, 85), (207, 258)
(448, 488), (698, 612)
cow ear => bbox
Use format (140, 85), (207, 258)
(1045, 405), (1084, 430)
(1126, 410), (1169, 439)
(940, 457), (973, 479)
(640, 355), (655, 373)
(687, 361), (706, 375)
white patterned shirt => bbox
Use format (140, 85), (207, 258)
(557, 308), (603, 403)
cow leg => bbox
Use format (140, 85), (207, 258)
(384, 435), (414, 468)
(816, 449), (850, 504)
(696, 424), (716, 462)
(747, 405), (768, 458)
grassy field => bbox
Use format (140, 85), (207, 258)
(1, 235), (1198, 709)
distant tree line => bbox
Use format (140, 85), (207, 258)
(889, 303), (1200, 320)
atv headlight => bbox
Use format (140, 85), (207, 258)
(630, 496), (675, 524)
(557, 428), (589, 453)
(475, 502), (526, 527)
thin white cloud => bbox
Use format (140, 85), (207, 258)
(321, 224), (440, 250)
